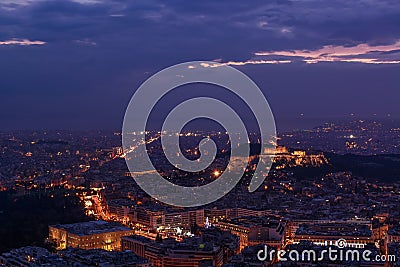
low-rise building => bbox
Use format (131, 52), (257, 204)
(217, 216), (284, 251)
(49, 220), (135, 251)
(294, 222), (373, 248)
(0, 246), (150, 267)
(122, 235), (224, 267)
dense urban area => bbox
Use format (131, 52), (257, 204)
(1, 120), (400, 266)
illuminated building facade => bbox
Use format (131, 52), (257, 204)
(293, 222), (373, 248)
(121, 235), (224, 267)
(49, 221), (135, 251)
(217, 216), (284, 251)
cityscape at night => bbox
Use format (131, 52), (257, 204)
(1, 0), (400, 266)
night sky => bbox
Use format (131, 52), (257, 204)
(1, 0), (400, 131)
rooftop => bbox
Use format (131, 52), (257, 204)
(296, 223), (372, 237)
(50, 220), (133, 236)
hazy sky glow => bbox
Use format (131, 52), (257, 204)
(0, 0), (399, 130)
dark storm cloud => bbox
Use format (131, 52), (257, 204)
(0, 0), (400, 129)
(2, 0), (399, 60)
